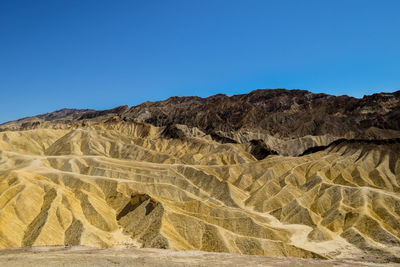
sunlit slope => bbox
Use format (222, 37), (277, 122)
(0, 123), (399, 262)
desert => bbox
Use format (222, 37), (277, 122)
(0, 89), (399, 265)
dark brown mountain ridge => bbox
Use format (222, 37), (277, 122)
(1, 88), (399, 156)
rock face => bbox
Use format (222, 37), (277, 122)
(0, 89), (399, 262)
(1, 89), (399, 156)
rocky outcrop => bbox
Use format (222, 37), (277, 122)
(0, 89), (399, 262)
(0, 124), (399, 262)
(1, 89), (400, 155)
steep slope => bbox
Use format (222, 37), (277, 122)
(0, 120), (399, 262)
(0, 89), (399, 263)
(1, 89), (400, 156)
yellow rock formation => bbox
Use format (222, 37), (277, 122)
(0, 122), (399, 262)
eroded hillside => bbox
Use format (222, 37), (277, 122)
(0, 120), (399, 262)
(0, 89), (399, 263)
(2, 89), (400, 156)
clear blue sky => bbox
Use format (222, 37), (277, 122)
(1, 0), (399, 123)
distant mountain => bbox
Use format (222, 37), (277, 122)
(2, 89), (399, 156)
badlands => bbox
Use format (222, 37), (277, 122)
(0, 89), (399, 265)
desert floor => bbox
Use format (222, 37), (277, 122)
(0, 246), (398, 267)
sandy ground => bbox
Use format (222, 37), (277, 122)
(0, 246), (398, 267)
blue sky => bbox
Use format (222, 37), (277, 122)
(1, 0), (399, 123)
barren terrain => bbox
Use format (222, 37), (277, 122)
(1, 246), (398, 267)
(0, 89), (399, 265)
